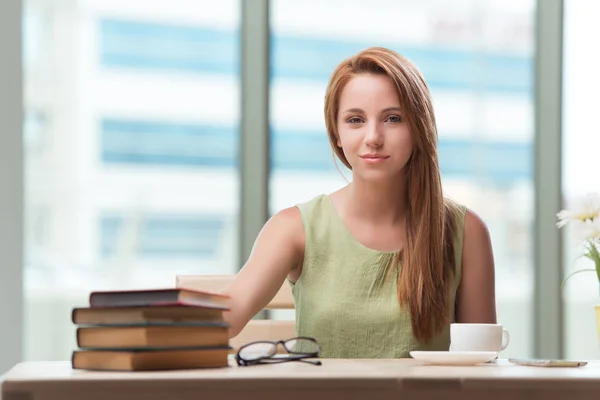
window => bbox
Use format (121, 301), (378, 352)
(99, 214), (226, 259)
(101, 118), (237, 167)
(23, 0), (240, 361)
(24, 110), (48, 155)
(562, 0), (600, 360)
(99, 18), (238, 74)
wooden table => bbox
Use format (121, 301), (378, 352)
(3, 359), (600, 400)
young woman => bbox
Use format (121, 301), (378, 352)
(223, 46), (497, 358)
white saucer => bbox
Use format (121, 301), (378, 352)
(409, 351), (498, 366)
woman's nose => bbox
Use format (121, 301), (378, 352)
(364, 123), (383, 147)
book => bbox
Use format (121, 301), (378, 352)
(76, 322), (230, 349)
(88, 288), (230, 309)
(72, 305), (225, 325)
(72, 347), (230, 371)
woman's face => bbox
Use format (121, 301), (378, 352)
(336, 73), (415, 182)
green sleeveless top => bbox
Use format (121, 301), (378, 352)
(289, 194), (466, 358)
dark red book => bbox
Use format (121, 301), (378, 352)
(89, 288), (230, 309)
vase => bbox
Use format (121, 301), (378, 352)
(596, 305), (600, 341)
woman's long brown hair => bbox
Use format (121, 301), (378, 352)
(324, 47), (459, 343)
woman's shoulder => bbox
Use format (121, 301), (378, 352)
(463, 207), (491, 240)
(263, 206), (305, 258)
(267, 194), (329, 242)
(444, 197), (467, 215)
(444, 197), (467, 233)
(294, 193), (331, 224)
(444, 197), (490, 241)
(295, 193), (328, 209)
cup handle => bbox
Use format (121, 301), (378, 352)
(500, 329), (510, 350)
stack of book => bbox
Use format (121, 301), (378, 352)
(71, 288), (231, 371)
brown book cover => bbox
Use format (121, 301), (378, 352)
(72, 346), (231, 371)
(76, 322), (229, 349)
(88, 288), (230, 309)
(72, 305), (225, 325)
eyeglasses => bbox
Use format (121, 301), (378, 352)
(235, 336), (322, 366)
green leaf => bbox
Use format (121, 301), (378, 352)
(584, 240), (600, 282)
(562, 268), (598, 288)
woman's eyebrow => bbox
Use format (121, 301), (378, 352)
(342, 106), (402, 114)
(380, 107), (402, 113)
(342, 108), (365, 114)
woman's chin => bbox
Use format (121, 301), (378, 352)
(354, 169), (400, 183)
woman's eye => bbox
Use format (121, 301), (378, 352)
(386, 115), (402, 123)
(347, 117), (363, 124)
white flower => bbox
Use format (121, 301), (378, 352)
(557, 193), (600, 228)
(571, 218), (600, 243)
(559, 193), (600, 287)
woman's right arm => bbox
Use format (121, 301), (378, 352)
(222, 206), (305, 338)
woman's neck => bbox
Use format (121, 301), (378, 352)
(343, 175), (408, 225)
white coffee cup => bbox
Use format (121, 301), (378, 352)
(449, 323), (510, 352)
